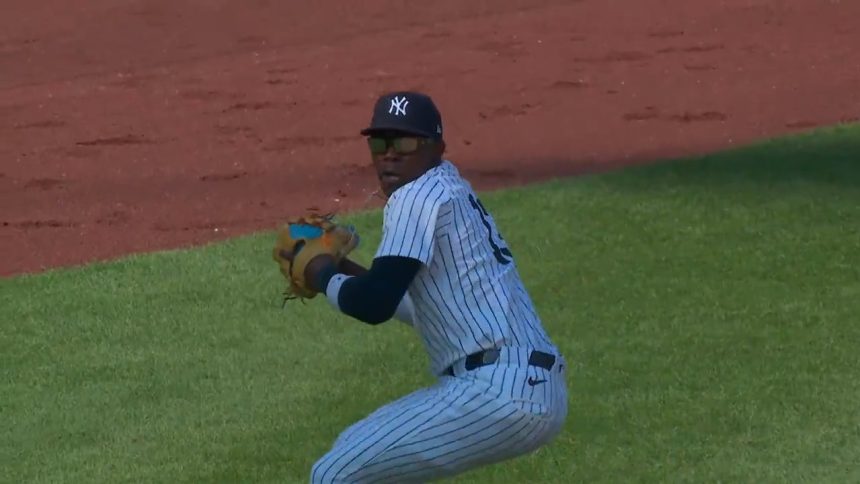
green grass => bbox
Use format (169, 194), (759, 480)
(3, 123), (860, 483)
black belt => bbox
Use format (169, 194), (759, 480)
(443, 349), (556, 377)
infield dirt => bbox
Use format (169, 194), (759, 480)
(2, 0), (858, 276)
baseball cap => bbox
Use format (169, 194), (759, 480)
(360, 91), (443, 140)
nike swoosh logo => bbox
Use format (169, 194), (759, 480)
(527, 377), (547, 387)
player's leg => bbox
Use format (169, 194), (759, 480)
(309, 379), (468, 483)
(351, 362), (567, 483)
(310, 353), (567, 483)
(329, 385), (440, 449)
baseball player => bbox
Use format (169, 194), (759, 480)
(292, 91), (568, 482)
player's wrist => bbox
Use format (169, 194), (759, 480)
(305, 254), (339, 293)
(339, 257), (369, 277)
(324, 273), (353, 312)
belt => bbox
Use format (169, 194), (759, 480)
(443, 349), (556, 377)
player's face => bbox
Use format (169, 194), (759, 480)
(367, 130), (444, 196)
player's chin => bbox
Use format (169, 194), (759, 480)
(378, 176), (402, 196)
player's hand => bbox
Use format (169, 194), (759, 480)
(271, 214), (360, 302)
(280, 250), (363, 292)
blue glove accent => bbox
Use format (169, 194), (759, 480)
(289, 224), (324, 239)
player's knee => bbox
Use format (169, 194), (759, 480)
(310, 454), (356, 484)
(540, 399), (569, 447)
(310, 457), (332, 484)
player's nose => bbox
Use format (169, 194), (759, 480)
(382, 146), (399, 161)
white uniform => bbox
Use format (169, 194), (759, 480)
(311, 160), (568, 483)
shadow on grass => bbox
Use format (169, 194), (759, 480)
(590, 123), (860, 190)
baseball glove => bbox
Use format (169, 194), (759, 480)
(271, 213), (359, 303)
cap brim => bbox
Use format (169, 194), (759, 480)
(360, 125), (439, 139)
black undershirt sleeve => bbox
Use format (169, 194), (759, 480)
(319, 256), (422, 325)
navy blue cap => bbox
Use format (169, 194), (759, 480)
(360, 91), (443, 140)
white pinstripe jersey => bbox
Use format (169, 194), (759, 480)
(375, 160), (557, 375)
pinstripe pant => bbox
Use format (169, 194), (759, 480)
(310, 347), (568, 483)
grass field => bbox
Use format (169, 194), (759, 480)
(3, 124), (860, 483)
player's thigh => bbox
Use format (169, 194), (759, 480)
(310, 378), (471, 484)
(330, 385), (440, 449)
(346, 386), (560, 483)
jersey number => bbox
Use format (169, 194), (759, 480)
(469, 194), (513, 265)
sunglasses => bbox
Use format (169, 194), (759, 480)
(367, 136), (428, 155)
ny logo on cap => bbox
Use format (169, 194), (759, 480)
(388, 96), (409, 116)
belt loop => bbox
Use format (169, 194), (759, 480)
(482, 349), (500, 365)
